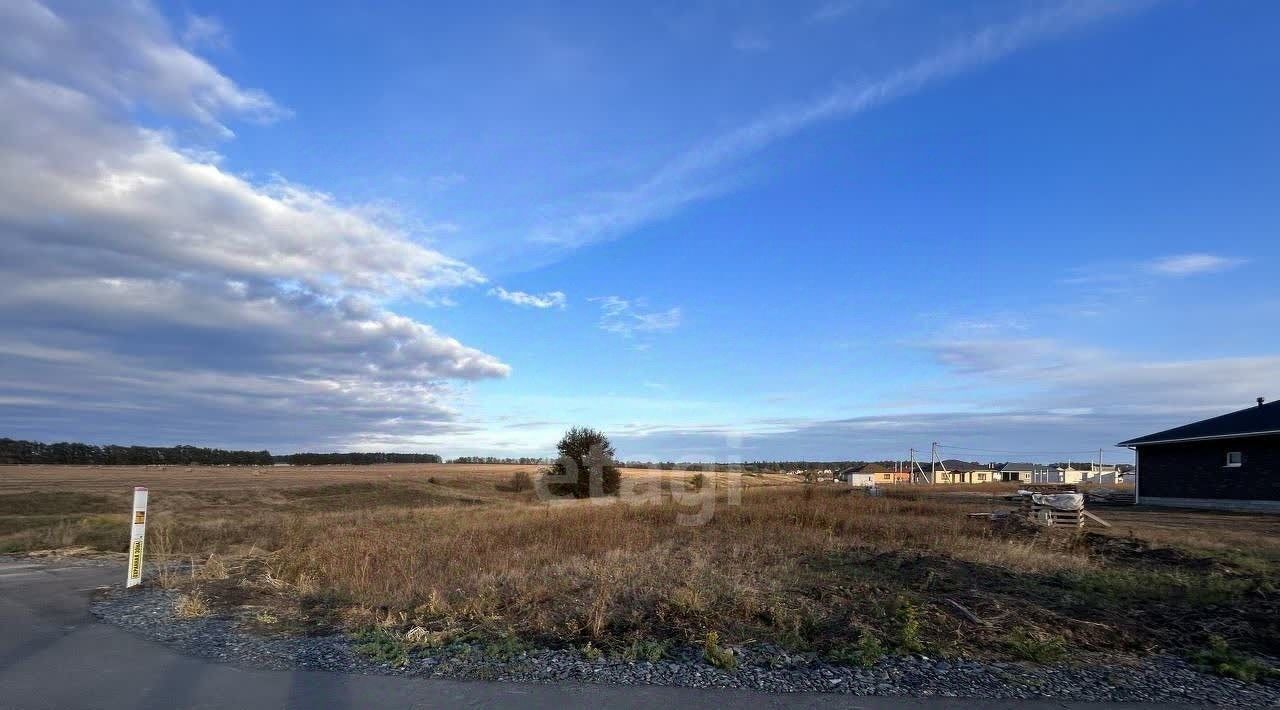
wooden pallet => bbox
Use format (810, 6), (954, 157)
(1019, 497), (1085, 528)
(1029, 506), (1084, 528)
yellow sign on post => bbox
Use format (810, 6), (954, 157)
(126, 487), (148, 587)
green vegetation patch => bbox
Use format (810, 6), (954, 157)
(1190, 635), (1279, 683)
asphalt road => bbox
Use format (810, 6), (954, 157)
(0, 558), (1202, 710)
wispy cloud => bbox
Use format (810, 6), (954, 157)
(809, 1), (859, 23)
(527, 0), (1148, 253)
(607, 342), (1280, 460)
(592, 297), (682, 337)
(1146, 253), (1245, 277)
(182, 14), (230, 51)
(488, 287), (567, 309)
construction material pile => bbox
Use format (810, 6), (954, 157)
(1015, 490), (1110, 529)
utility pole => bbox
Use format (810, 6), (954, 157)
(909, 448), (916, 484)
(930, 442), (938, 485)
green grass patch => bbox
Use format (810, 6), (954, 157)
(353, 627), (409, 667)
(1191, 635), (1280, 683)
(1057, 568), (1253, 607)
(622, 638), (668, 662)
(828, 632), (885, 667)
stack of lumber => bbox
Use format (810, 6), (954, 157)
(1086, 489), (1136, 506)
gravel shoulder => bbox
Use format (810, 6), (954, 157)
(93, 586), (1280, 707)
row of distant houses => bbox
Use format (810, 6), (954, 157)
(835, 460), (1129, 486)
(829, 397), (1280, 513)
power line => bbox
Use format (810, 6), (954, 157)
(935, 443), (1104, 456)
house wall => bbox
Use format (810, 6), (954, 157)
(1137, 435), (1280, 505)
(1032, 470), (1062, 484)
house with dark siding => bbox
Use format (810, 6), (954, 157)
(1117, 397), (1280, 512)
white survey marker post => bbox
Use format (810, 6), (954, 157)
(126, 486), (148, 587)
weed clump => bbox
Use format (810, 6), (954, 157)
(623, 638), (668, 662)
(703, 631), (736, 670)
(353, 627), (409, 667)
(895, 598), (924, 653)
(829, 632), (885, 667)
(175, 591), (211, 618)
(1006, 628), (1067, 663)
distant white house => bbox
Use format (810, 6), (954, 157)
(1033, 465), (1099, 485)
(997, 462), (1043, 483)
(835, 466), (877, 486)
(1083, 464), (1124, 485)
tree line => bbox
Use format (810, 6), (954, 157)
(0, 437), (445, 467)
(278, 452), (442, 465)
(0, 438), (272, 466)
(449, 456), (548, 465)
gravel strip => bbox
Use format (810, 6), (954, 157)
(92, 587), (1280, 707)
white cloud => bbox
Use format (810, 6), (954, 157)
(923, 338), (1279, 416)
(592, 297), (682, 337)
(1146, 253), (1245, 277)
(0, 0), (287, 136)
(0, 1), (509, 451)
(489, 287), (567, 309)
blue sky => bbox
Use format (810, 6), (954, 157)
(1, 0), (1277, 462)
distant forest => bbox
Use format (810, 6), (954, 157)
(278, 452), (442, 465)
(0, 437), (441, 466)
(450, 456), (548, 465)
(0, 438), (272, 466)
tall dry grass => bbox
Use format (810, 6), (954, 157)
(249, 487), (1098, 647)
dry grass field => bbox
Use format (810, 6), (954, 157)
(2, 464), (1278, 677)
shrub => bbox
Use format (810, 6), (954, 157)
(703, 631), (736, 670)
(895, 598), (924, 653)
(623, 638), (668, 662)
(543, 427), (621, 498)
(689, 473), (707, 491)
